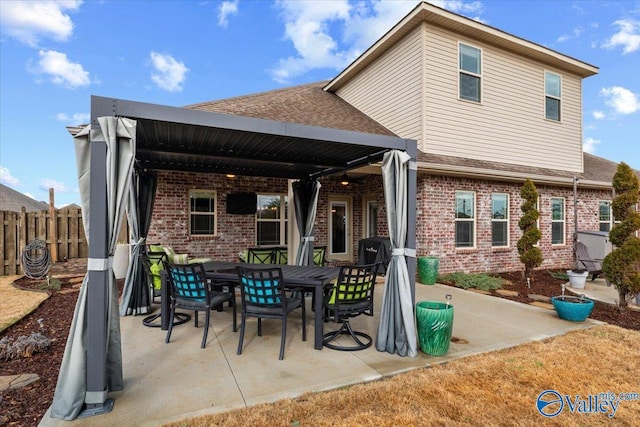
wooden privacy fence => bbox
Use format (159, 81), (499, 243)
(0, 207), (88, 276)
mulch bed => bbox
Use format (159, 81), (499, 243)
(1, 262), (638, 426)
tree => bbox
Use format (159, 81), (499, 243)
(602, 162), (640, 310)
(517, 179), (543, 284)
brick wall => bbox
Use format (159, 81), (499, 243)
(149, 170), (611, 274)
(416, 174), (612, 274)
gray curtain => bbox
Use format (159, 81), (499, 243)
(376, 150), (417, 357)
(293, 179), (321, 266)
(50, 117), (136, 419)
(120, 169), (157, 316)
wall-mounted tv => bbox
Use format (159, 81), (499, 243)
(226, 193), (257, 215)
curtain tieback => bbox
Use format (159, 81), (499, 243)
(391, 248), (416, 258)
(302, 236), (315, 243)
(88, 257), (114, 271)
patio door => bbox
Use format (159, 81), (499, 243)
(329, 196), (352, 262)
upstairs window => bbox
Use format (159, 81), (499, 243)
(491, 193), (509, 247)
(190, 190), (217, 236)
(545, 71), (561, 121)
(455, 191), (475, 248)
(459, 43), (481, 102)
(551, 197), (565, 245)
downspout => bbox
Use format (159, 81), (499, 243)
(573, 176), (579, 268)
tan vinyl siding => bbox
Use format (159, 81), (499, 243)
(424, 25), (584, 173)
(336, 25), (423, 143)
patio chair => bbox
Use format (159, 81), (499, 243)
(313, 246), (327, 266)
(246, 247), (275, 264)
(236, 266), (306, 360)
(272, 247), (288, 265)
(165, 262), (236, 349)
(322, 263), (379, 351)
(576, 241), (603, 281)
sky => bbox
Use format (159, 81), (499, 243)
(1, 0), (639, 207)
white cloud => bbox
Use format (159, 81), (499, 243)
(218, 0), (239, 28)
(592, 110), (605, 120)
(583, 137), (600, 154)
(36, 49), (90, 88)
(602, 19), (640, 54)
(0, 166), (20, 186)
(271, 0), (485, 83)
(40, 178), (68, 192)
(0, 0), (82, 47)
(600, 86), (639, 115)
(557, 27), (584, 43)
(56, 112), (90, 124)
(149, 51), (189, 92)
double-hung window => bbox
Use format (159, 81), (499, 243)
(599, 201), (612, 232)
(551, 197), (565, 245)
(256, 194), (288, 246)
(491, 193), (509, 247)
(545, 71), (561, 121)
(459, 43), (481, 102)
(190, 190), (217, 236)
(455, 191), (475, 248)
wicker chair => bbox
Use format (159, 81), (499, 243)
(322, 263), (379, 351)
(236, 266), (306, 360)
(165, 262), (236, 348)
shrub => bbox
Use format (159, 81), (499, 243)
(602, 162), (640, 310)
(517, 179), (543, 282)
(437, 272), (504, 291)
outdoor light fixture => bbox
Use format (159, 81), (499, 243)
(340, 173), (349, 186)
(226, 174), (236, 178)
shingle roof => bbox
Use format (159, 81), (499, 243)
(0, 184), (49, 212)
(417, 151), (640, 188)
(186, 81), (396, 136)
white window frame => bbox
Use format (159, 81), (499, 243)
(491, 193), (509, 247)
(534, 196), (541, 246)
(551, 197), (565, 245)
(459, 43), (482, 103)
(362, 195), (378, 238)
(255, 193), (288, 246)
(599, 200), (612, 232)
(455, 190), (476, 248)
(544, 70), (562, 122)
(189, 189), (217, 236)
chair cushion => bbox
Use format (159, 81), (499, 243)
(328, 278), (371, 305)
(172, 272), (206, 301)
(241, 277), (281, 304)
(149, 262), (162, 290)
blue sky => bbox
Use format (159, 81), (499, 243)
(1, 0), (639, 207)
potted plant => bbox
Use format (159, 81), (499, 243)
(551, 284), (594, 322)
(566, 268), (588, 289)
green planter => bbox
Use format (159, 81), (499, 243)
(417, 256), (439, 285)
(416, 301), (453, 356)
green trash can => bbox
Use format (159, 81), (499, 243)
(417, 256), (439, 285)
(416, 300), (453, 356)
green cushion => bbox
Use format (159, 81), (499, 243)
(150, 262), (162, 290)
(328, 278), (371, 305)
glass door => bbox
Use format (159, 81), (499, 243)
(329, 196), (351, 261)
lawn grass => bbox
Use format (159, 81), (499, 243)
(0, 275), (49, 332)
(164, 325), (639, 427)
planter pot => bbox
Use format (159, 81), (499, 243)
(416, 301), (453, 356)
(417, 257), (439, 285)
(551, 296), (594, 322)
(566, 269), (588, 289)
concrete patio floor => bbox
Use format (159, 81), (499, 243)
(39, 281), (600, 427)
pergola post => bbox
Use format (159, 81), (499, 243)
(80, 126), (114, 417)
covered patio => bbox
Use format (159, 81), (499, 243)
(40, 282), (598, 426)
(49, 96), (419, 420)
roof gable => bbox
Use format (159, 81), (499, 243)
(0, 184), (49, 212)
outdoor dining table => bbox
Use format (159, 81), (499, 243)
(160, 261), (340, 350)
